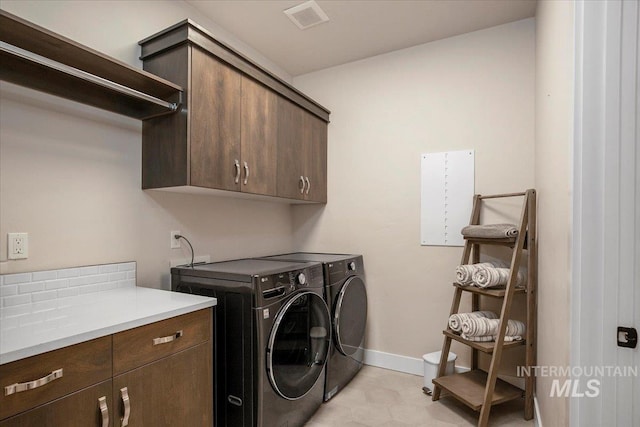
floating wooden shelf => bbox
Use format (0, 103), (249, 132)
(453, 283), (527, 298)
(0, 10), (183, 120)
(432, 370), (524, 412)
(442, 330), (525, 354)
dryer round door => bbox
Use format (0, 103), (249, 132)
(334, 276), (368, 358)
(267, 291), (331, 400)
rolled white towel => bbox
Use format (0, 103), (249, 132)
(448, 310), (498, 332)
(461, 317), (526, 338)
(455, 260), (507, 285)
(472, 266), (527, 288)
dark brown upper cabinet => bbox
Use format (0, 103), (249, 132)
(190, 48), (242, 192)
(276, 99), (327, 203)
(139, 20), (329, 203)
(241, 76), (279, 196)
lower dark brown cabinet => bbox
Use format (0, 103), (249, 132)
(113, 344), (212, 427)
(0, 308), (213, 427)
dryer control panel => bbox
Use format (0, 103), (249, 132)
(257, 264), (323, 305)
(327, 256), (364, 283)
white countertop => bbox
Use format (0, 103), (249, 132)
(0, 286), (216, 365)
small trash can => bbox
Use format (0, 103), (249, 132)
(422, 351), (456, 395)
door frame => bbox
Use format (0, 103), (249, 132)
(571, 1), (639, 426)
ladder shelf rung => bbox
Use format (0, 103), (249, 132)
(432, 370), (524, 411)
(443, 329), (526, 353)
(452, 283), (527, 297)
(463, 237), (516, 247)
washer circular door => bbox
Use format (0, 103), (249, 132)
(334, 276), (368, 358)
(267, 291), (331, 400)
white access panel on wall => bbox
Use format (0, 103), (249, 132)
(421, 150), (474, 246)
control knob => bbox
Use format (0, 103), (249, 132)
(348, 262), (356, 271)
(297, 273), (307, 286)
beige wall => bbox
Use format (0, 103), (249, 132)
(0, 1), (294, 286)
(1, 9), (570, 425)
(0, 0), (292, 82)
(292, 19), (536, 369)
(534, 1), (574, 426)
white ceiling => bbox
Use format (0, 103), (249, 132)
(186, 0), (537, 77)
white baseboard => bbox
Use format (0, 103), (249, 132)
(534, 395), (542, 427)
(363, 349), (423, 375)
(363, 349), (469, 376)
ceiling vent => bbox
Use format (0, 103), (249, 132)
(284, 0), (329, 30)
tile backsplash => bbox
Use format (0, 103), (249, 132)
(0, 262), (136, 309)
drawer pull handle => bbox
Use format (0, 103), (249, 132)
(153, 330), (183, 345)
(234, 159), (241, 184)
(120, 387), (131, 427)
(305, 176), (311, 195)
(4, 368), (63, 396)
(243, 161), (249, 185)
(98, 396), (109, 427)
(299, 176), (306, 194)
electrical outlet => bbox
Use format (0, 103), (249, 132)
(170, 230), (181, 249)
(8, 232), (28, 260)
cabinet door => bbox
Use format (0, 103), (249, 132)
(303, 112), (328, 203)
(241, 76), (278, 196)
(191, 47), (241, 191)
(112, 343), (212, 427)
(276, 97), (306, 200)
(0, 380), (113, 427)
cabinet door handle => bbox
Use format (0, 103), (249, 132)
(305, 177), (311, 195)
(98, 396), (109, 427)
(234, 159), (241, 184)
(243, 161), (249, 185)
(4, 368), (63, 396)
(299, 176), (306, 194)
(120, 387), (131, 427)
(153, 330), (183, 346)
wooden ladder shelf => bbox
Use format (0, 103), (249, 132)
(432, 189), (537, 427)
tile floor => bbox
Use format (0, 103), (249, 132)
(305, 366), (534, 426)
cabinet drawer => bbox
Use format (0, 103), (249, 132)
(0, 336), (112, 420)
(113, 308), (212, 375)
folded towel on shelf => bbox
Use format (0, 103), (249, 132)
(460, 334), (523, 342)
(461, 317), (526, 338)
(461, 334), (495, 342)
(461, 224), (519, 239)
(455, 260), (507, 285)
(448, 310), (498, 332)
(472, 266), (527, 288)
